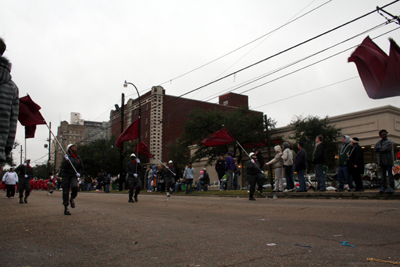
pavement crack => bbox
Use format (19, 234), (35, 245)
(373, 208), (397, 216)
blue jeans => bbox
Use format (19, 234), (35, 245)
(105, 184), (110, 193)
(380, 165), (394, 189)
(315, 164), (326, 191)
(220, 181), (226, 190)
(284, 165), (294, 190)
(174, 182), (182, 192)
(147, 178), (153, 191)
(297, 169), (307, 191)
(86, 183), (92, 191)
(337, 165), (354, 189)
(226, 170), (234, 190)
(196, 181), (204, 191)
(186, 179), (193, 194)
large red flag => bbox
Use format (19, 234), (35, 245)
(135, 142), (153, 158)
(348, 36), (400, 99)
(115, 119), (139, 148)
(18, 95), (46, 139)
(201, 127), (236, 147)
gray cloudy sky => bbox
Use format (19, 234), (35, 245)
(1, 0), (400, 166)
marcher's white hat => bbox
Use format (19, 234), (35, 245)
(67, 144), (76, 151)
(130, 153), (136, 158)
(168, 160), (173, 164)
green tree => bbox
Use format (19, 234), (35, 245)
(33, 163), (53, 179)
(176, 107), (275, 165)
(289, 115), (341, 172)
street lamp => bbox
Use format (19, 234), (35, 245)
(123, 80), (142, 185)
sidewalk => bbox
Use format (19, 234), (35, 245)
(262, 189), (400, 200)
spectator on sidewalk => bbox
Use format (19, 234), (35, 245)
(336, 135), (354, 192)
(266, 146), (284, 192)
(215, 155), (225, 187)
(2, 167), (18, 198)
(312, 135), (326, 192)
(183, 162), (195, 194)
(347, 137), (364, 192)
(374, 129), (395, 193)
(282, 142), (295, 192)
(225, 152), (235, 190)
(295, 141), (307, 192)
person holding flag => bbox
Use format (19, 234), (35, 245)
(15, 159), (33, 204)
(246, 152), (264, 201)
(61, 144), (83, 215)
(164, 160), (176, 197)
(126, 153), (142, 203)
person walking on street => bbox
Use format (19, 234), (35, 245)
(312, 135), (326, 191)
(126, 153), (142, 203)
(60, 144), (83, 215)
(347, 137), (364, 191)
(0, 37), (19, 174)
(246, 152), (264, 200)
(183, 162), (195, 194)
(266, 146), (284, 192)
(336, 135), (354, 192)
(282, 142), (295, 192)
(295, 141), (307, 192)
(165, 160), (177, 197)
(225, 152), (235, 190)
(374, 129), (395, 193)
(2, 167), (18, 198)
(15, 159), (33, 204)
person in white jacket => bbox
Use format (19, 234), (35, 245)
(282, 142), (295, 192)
(266, 146), (284, 192)
(2, 167), (18, 198)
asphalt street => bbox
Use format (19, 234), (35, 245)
(0, 191), (399, 267)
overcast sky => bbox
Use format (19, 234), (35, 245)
(2, 0), (400, 166)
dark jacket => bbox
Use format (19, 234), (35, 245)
(126, 160), (142, 180)
(200, 172), (210, 185)
(295, 149), (307, 172)
(256, 152), (265, 166)
(164, 166), (176, 181)
(246, 159), (262, 176)
(348, 144), (364, 175)
(15, 163), (33, 179)
(312, 143), (325, 165)
(60, 153), (83, 178)
(374, 138), (394, 166)
(0, 56), (19, 165)
(215, 159), (225, 174)
(225, 156), (235, 171)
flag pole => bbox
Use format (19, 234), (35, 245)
(152, 157), (176, 176)
(44, 121), (79, 175)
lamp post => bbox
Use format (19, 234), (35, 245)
(123, 81), (142, 186)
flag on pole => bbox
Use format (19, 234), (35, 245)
(348, 36), (400, 99)
(18, 95), (46, 139)
(201, 127), (236, 147)
(135, 142), (153, 158)
(115, 119), (139, 148)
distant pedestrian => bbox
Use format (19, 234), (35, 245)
(295, 141), (307, 192)
(282, 142), (295, 192)
(60, 144), (83, 215)
(183, 162), (195, 194)
(336, 135), (354, 192)
(347, 137), (364, 192)
(0, 37), (19, 173)
(374, 129), (395, 193)
(266, 146), (284, 192)
(2, 167), (18, 198)
(15, 159), (33, 204)
(47, 172), (55, 195)
(126, 153), (142, 203)
(312, 135), (326, 191)
(145, 165), (153, 192)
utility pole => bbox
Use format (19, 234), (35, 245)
(48, 122), (51, 178)
(264, 115), (273, 189)
(119, 93), (125, 191)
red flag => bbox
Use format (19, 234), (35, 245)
(18, 95), (46, 138)
(201, 127), (236, 147)
(115, 119), (139, 148)
(135, 142), (153, 158)
(348, 36), (400, 99)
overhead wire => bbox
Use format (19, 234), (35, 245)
(75, 1), (400, 144)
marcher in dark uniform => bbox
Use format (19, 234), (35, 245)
(15, 159), (33, 204)
(347, 137), (365, 192)
(60, 144), (83, 215)
(165, 160), (176, 197)
(246, 152), (264, 201)
(126, 153), (142, 203)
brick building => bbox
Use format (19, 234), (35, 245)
(110, 86), (258, 163)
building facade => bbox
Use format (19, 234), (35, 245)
(110, 86), (254, 164)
